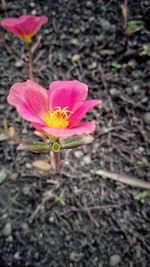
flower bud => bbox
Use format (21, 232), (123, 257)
(51, 142), (61, 152)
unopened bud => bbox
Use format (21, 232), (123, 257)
(51, 142), (61, 152)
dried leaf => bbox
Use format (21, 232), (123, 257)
(32, 160), (51, 171)
(99, 49), (115, 56)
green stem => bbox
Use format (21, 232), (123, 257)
(51, 151), (60, 170)
(28, 46), (34, 81)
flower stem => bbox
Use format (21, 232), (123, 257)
(28, 45), (34, 81)
(51, 151), (60, 170)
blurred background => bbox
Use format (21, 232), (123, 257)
(0, 1), (150, 266)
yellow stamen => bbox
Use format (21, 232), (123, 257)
(41, 107), (73, 129)
(20, 34), (32, 45)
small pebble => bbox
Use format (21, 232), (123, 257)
(2, 213), (8, 219)
(22, 128), (28, 134)
(39, 233), (43, 239)
(74, 151), (84, 159)
(69, 252), (82, 262)
(13, 252), (20, 260)
(138, 147), (144, 152)
(86, 1), (92, 8)
(15, 60), (24, 68)
(109, 254), (121, 266)
(74, 28), (80, 35)
(126, 87), (133, 95)
(133, 85), (139, 93)
(88, 62), (97, 70)
(110, 88), (119, 96)
(143, 112), (150, 124)
(29, 2), (36, 7)
(128, 59), (137, 68)
(3, 222), (12, 237)
(141, 97), (148, 103)
(31, 9), (37, 15)
(20, 222), (29, 232)
(25, 163), (32, 169)
(22, 184), (31, 195)
(48, 216), (55, 223)
(0, 169), (7, 184)
(10, 173), (17, 181)
(83, 155), (91, 165)
(70, 38), (79, 46)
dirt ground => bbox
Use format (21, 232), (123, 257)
(0, 0), (150, 266)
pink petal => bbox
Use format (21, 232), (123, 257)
(15, 16), (48, 36)
(0, 18), (22, 36)
(16, 103), (44, 123)
(29, 16), (48, 36)
(25, 80), (48, 115)
(7, 80), (48, 124)
(69, 99), (101, 127)
(15, 16), (37, 36)
(40, 122), (96, 138)
(0, 18), (18, 27)
(7, 81), (28, 106)
(31, 121), (46, 129)
(0, 15), (48, 37)
(48, 80), (88, 112)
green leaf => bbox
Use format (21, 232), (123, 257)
(96, 34), (105, 42)
(17, 141), (51, 153)
(133, 191), (150, 203)
(111, 62), (122, 69)
(59, 134), (94, 149)
(127, 20), (142, 36)
(52, 190), (65, 206)
(140, 45), (150, 57)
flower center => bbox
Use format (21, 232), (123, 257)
(41, 107), (73, 129)
(20, 34), (32, 45)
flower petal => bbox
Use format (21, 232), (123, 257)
(16, 103), (44, 123)
(25, 80), (48, 115)
(0, 16), (48, 37)
(7, 80), (48, 124)
(31, 121), (46, 129)
(28, 16), (48, 36)
(48, 80), (88, 112)
(15, 16), (48, 36)
(0, 18), (22, 36)
(39, 122), (96, 138)
(69, 99), (101, 127)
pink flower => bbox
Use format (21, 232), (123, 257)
(7, 80), (101, 138)
(0, 15), (48, 44)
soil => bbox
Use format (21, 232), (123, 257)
(0, 0), (150, 267)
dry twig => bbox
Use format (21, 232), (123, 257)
(96, 170), (150, 189)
